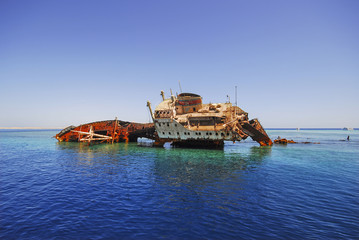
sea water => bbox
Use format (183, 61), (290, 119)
(0, 129), (358, 239)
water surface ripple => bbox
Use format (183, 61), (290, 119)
(1, 130), (358, 239)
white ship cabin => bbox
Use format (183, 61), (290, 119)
(153, 93), (248, 141)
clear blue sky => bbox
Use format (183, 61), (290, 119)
(1, 0), (358, 128)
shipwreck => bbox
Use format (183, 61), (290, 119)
(55, 91), (273, 148)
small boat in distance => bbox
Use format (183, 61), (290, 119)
(343, 127), (354, 130)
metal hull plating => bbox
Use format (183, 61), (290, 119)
(155, 118), (239, 142)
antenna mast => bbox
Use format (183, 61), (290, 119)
(179, 80), (182, 93)
(235, 86), (237, 106)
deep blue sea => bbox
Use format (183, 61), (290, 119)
(1, 129), (358, 239)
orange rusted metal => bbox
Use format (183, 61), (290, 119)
(55, 120), (155, 143)
(273, 138), (320, 144)
(274, 138), (297, 144)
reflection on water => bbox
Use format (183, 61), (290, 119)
(56, 142), (272, 215)
(151, 146), (272, 214)
(57, 141), (129, 155)
(56, 142), (135, 177)
(153, 146), (272, 187)
(57, 142), (271, 178)
(56, 141), (271, 188)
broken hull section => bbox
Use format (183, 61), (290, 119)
(55, 120), (155, 143)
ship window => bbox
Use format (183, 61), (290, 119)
(199, 133), (201, 135)
(209, 133), (212, 135)
(187, 132), (190, 135)
(158, 123), (161, 127)
(162, 132), (165, 135)
(206, 132), (208, 135)
(227, 133), (230, 136)
(177, 132), (179, 135)
(193, 107), (196, 111)
(221, 133), (224, 136)
(175, 124), (177, 127)
(169, 132), (171, 135)
(216, 133), (218, 136)
(184, 132), (186, 135)
(167, 123), (169, 127)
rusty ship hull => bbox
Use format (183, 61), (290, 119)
(55, 119), (155, 143)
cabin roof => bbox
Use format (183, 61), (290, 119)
(178, 93), (201, 98)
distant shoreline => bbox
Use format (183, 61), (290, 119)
(0, 127), (62, 130)
(0, 127), (356, 131)
(266, 128), (357, 130)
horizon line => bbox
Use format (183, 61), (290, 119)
(0, 127), (357, 130)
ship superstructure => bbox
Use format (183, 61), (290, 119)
(147, 92), (273, 148)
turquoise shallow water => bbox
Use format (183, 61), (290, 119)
(1, 129), (358, 239)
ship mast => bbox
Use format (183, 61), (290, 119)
(146, 101), (154, 123)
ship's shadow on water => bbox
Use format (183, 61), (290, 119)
(56, 141), (271, 184)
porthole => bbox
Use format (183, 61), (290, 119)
(206, 132), (208, 135)
(216, 133), (218, 136)
(167, 123), (169, 127)
(169, 132), (171, 135)
(162, 132), (165, 135)
(177, 132), (179, 135)
(209, 133), (212, 135)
